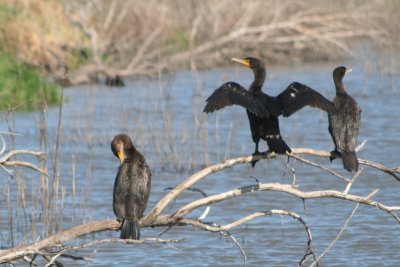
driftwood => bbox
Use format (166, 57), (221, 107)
(0, 146), (399, 265)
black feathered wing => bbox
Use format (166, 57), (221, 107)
(126, 158), (151, 220)
(328, 95), (361, 153)
(113, 156), (151, 229)
(277, 82), (335, 117)
(203, 82), (270, 118)
(328, 94), (361, 172)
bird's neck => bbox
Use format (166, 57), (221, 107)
(249, 67), (266, 92)
(125, 146), (139, 160)
(334, 79), (347, 95)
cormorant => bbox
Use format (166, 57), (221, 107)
(203, 57), (335, 166)
(111, 134), (151, 239)
(106, 74), (125, 87)
(328, 66), (361, 172)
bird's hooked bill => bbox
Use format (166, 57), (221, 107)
(346, 68), (352, 74)
(231, 58), (250, 67)
(118, 150), (125, 164)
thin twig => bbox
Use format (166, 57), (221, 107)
(343, 168), (363, 194)
(310, 189), (380, 266)
(0, 150), (45, 162)
(288, 153), (349, 182)
(0, 134), (6, 155)
(3, 161), (48, 176)
(179, 209), (316, 266)
(220, 231), (247, 267)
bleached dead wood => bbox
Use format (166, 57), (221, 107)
(1, 147), (399, 265)
(0, 134), (48, 176)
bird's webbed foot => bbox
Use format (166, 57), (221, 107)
(251, 150), (270, 167)
(329, 150), (341, 162)
(117, 218), (125, 229)
(250, 151), (262, 168)
(252, 150), (263, 157)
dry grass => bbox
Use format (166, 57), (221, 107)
(1, 0), (399, 84)
(0, 88), (87, 247)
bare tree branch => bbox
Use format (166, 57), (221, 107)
(292, 148), (400, 181)
(1, 148), (399, 264)
(0, 134), (47, 175)
(171, 209), (317, 266)
(288, 153), (349, 182)
(3, 161), (48, 176)
(0, 149), (48, 176)
(167, 183), (400, 223)
(310, 189), (379, 266)
(147, 146), (399, 224)
(0, 149), (45, 162)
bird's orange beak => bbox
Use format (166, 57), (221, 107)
(117, 149), (125, 164)
(232, 58), (250, 67)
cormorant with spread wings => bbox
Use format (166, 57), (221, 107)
(203, 57), (335, 166)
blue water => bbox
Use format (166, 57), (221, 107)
(0, 61), (399, 266)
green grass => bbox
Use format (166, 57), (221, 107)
(168, 29), (189, 53)
(0, 51), (60, 111)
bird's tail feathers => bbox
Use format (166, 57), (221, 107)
(120, 220), (140, 240)
(266, 137), (291, 155)
(341, 151), (358, 172)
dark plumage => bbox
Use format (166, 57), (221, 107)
(328, 66), (361, 172)
(111, 134), (151, 239)
(204, 57), (335, 167)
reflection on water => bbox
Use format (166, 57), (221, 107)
(0, 61), (399, 266)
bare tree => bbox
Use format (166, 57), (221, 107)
(0, 144), (399, 266)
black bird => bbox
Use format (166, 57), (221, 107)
(203, 57), (335, 166)
(111, 134), (151, 239)
(328, 66), (361, 172)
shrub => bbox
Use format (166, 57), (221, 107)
(0, 51), (59, 111)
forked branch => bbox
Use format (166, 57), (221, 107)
(0, 134), (48, 176)
(146, 145), (399, 223)
(1, 148), (398, 265)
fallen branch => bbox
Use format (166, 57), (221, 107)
(1, 149), (399, 264)
(0, 220), (119, 263)
(165, 183), (400, 223)
(1, 180), (398, 264)
(146, 146), (399, 224)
